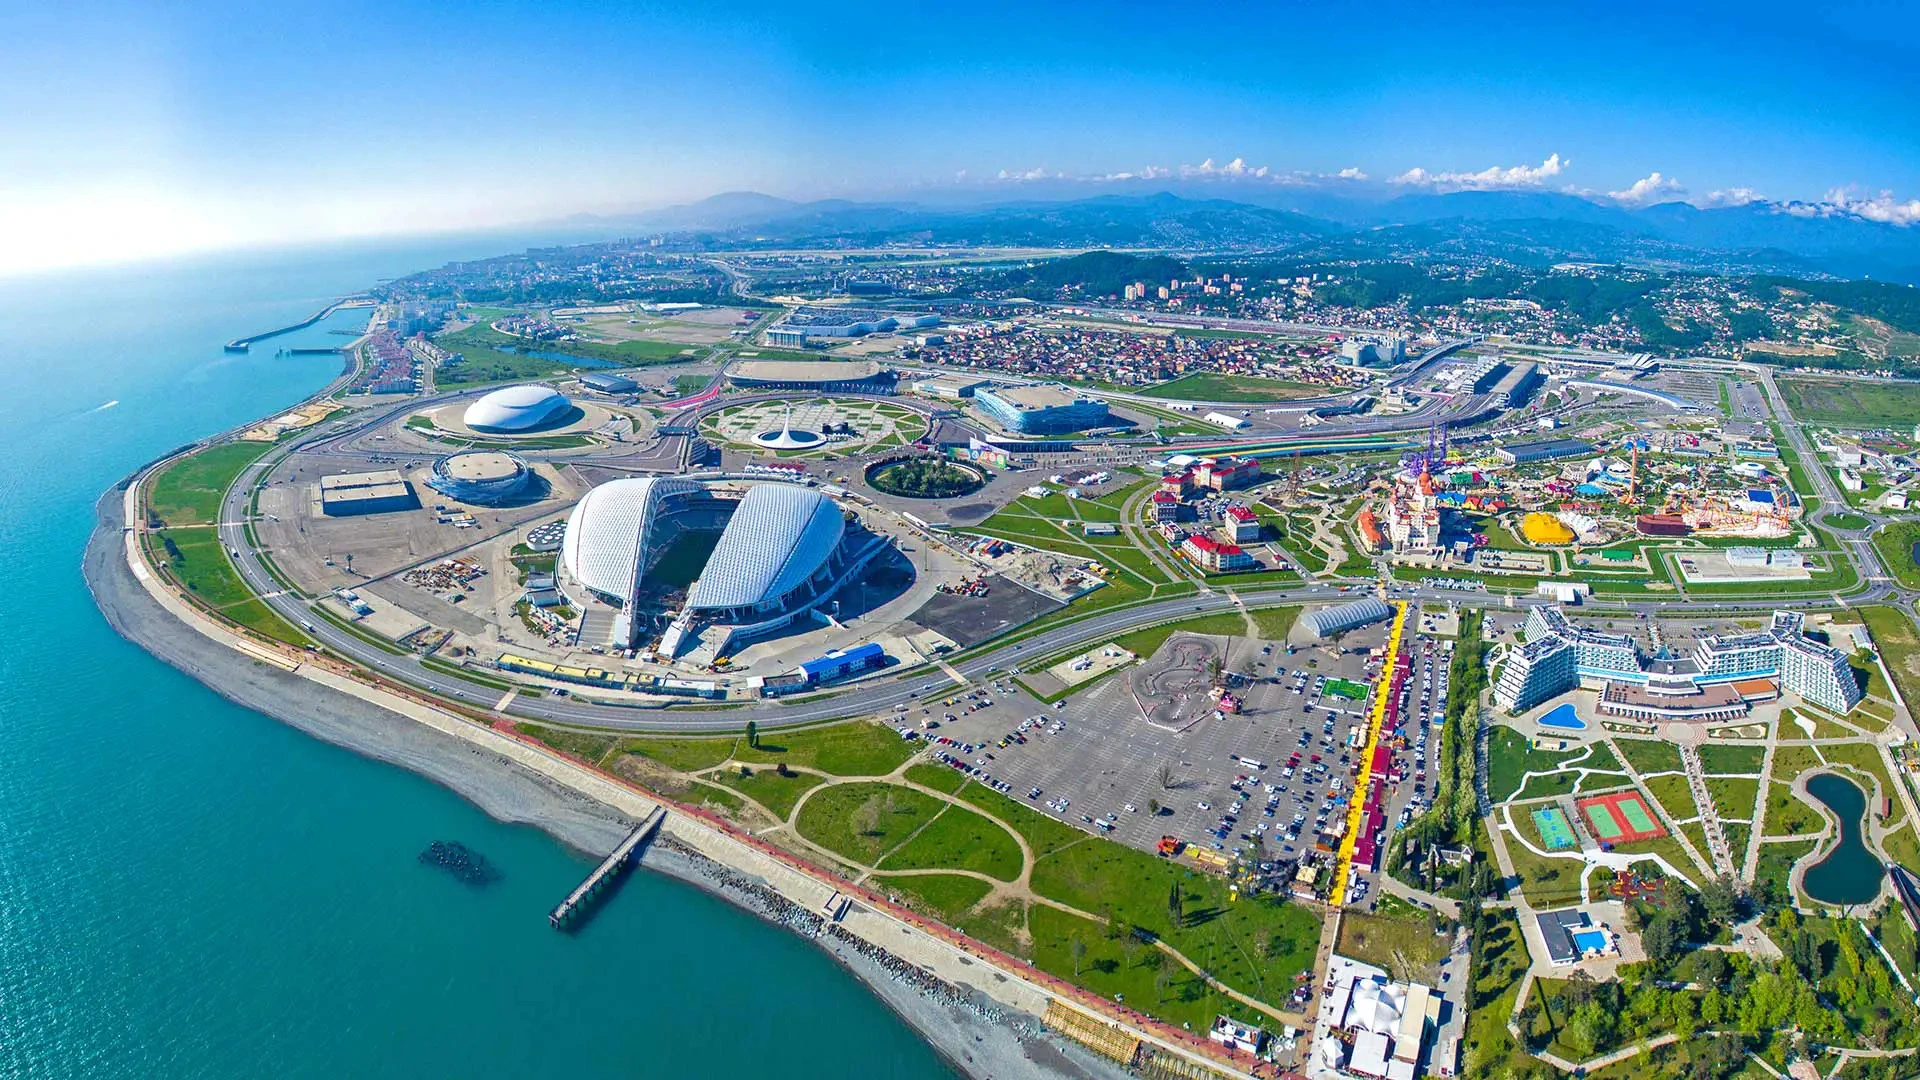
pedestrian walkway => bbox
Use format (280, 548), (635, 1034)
(1679, 743), (1736, 876)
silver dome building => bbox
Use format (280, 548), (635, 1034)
(463, 384), (571, 432)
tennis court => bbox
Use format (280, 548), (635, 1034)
(1532, 806), (1577, 851)
(1575, 791), (1666, 844)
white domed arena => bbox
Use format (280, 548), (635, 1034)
(463, 384), (571, 432)
(560, 478), (876, 658)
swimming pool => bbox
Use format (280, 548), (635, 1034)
(1539, 703), (1587, 730)
(1571, 929), (1610, 955)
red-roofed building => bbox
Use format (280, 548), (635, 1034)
(1180, 534), (1255, 572)
(1151, 490), (1181, 523)
(1160, 471), (1193, 496)
(1193, 456), (1261, 492)
(1224, 505), (1262, 543)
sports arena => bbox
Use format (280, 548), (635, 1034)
(426, 450), (537, 505)
(560, 478), (894, 661)
(463, 384), (574, 432)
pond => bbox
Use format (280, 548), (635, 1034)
(1800, 771), (1885, 907)
(509, 345), (619, 368)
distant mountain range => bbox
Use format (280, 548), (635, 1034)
(591, 187), (1920, 284)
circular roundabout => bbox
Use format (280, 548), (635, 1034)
(864, 455), (987, 499)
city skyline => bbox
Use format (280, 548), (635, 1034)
(2, 0), (1917, 274)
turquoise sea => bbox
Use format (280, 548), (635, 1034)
(0, 237), (949, 1078)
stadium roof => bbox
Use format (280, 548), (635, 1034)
(464, 384), (570, 431)
(689, 484), (844, 610)
(561, 477), (701, 600)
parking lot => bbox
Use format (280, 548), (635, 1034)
(901, 610), (1457, 906)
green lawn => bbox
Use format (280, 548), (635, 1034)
(1251, 606), (1300, 639)
(1615, 738), (1684, 776)
(1754, 838), (1816, 901)
(1861, 605), (1920, 715)
(877, 804), (1024, 881)
(871, 872), (995, 924)
(1645, 773), (1701, 822)
(1486, 726), (1581, 802)
(709, 766), (827, 821)
(1334, 911), (1453, 981)
(1763, 782), (1824, 837)
(614, 735), (739, 772)
(793, 782), (946, 866)
(1029, 832), (1321, 1010)
(1504, 832), (1587, 907)
(953, 783), (1087, 858)
(1826, 511), (1872, 530)
(1870, 522), (1920, 590)
(1134, 372), (1323, 403)
(148, 441), (274, 526)
(1461, 911), (1533, 1079)
(904, 762), (969, 794)
(1696, 743), (1767, 775)
(1027, 904), (1237, 1031)
(733, 722), (916, 776)
(1704, 777), (1761, 821)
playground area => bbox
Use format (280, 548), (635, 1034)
(1532, 806), (1578, 851)
(1576, 791), (1667, 845)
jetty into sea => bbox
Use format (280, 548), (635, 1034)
(224, 296), (374, 352)
(548, 806), (665, 929)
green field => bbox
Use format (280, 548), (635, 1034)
(1778, 376), (1920, 428)
(872, 873), (995, 924)
(147, 441), (274, 526)
(1861, 605), (1920, 714)
(1870, 521), (1920, 591)
(876, 804), (1023, 881)
(1615, 738), (1684, 776)
(1486, 726), (1581, 802)
(733, 722), (916, 776)
(709, 766), (826, 821)
(793, 782), (946, 866)
(1135, 372), (1324, 403)
(1696, 743), (1766, 775)
(149, 529), (306, 645)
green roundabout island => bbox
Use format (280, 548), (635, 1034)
(864, 455), (986, 499)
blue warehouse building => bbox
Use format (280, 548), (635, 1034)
(797, 643), (888, 684)
(974, 385), (1110, 436)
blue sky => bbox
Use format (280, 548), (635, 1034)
(1, 0), (1915, 272)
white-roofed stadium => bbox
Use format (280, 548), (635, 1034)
(463, 384), (572, 432)
(560, 478), (893, 660)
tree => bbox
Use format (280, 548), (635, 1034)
(1154, 955), (1173, 1003)
(1070, 937), (1088, 977)
(1643, 910), (1688, 970)
(1158, 765), (1177, 791)
(1168, 882), (1184, 928)
(1700, 875), (1744, 927)
(1148, 797), (1161, 816)
(745, 720), (758, 749)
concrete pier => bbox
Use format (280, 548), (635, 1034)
(224, 297), (371, 352)
(548, 806), (664, 929)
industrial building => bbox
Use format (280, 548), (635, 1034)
(1495, 439), (1596, 465)
(427, 451), (534, 505)
(1495, 606), (1861, 715)
(576, 371), (639, 394)
(1339, 336), (1407, 368)
(1300, 598), (1394, 640)
(463, 384), (572, 432)
(911, 373), (991, 399)
(763, 306), (940, 347)
(973, 385), (1110, 435)
(727, 359), (897, 394)
(1203, 411), (1249, 431)
(319, 470), (418, 516)
(1487, 361), (1543, 408)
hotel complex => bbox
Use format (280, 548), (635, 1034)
(1495, 606), (1861, 716)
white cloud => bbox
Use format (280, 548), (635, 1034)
(1336, 167), (1368, 181)
(1822, 186), (1920, 226)
(1391, 154), (1569, 191)
(995, 166), (1057, 182)
(1180, 157), (1270, 179)
(1697, 187), (1762, 207)
(1608, 172), (1685, 205)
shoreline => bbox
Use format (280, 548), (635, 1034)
(83, 482), (1133, 1080)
